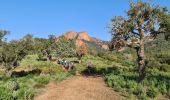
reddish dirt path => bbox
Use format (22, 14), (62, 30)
(35, 76), (121, 100)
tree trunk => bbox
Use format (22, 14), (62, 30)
(137, 29), (146, 82)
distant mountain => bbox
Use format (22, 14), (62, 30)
(56, 31), (109, 50)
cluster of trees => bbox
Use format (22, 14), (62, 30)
(0, 30), (89, 73)
(0, 31), (33, 70)
(109, 1), (170, 81)
(55, 36), (76, 58)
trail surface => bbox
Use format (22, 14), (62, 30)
(35, 75), (121, 100)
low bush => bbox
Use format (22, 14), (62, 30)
(126, 80), (137, 89)
(121, 60), (135, 67)
(6, 80), (19, 91)
(33, 84), (45, 89)
(106, 75), (126, 92)
(51, 72), (72, 81)
(105, 69), (170, 99)
(160, 64), (170, 72)
(17, 87), (35, 100)
(157, 82), (167, 94)
(33, 75), (50, 85)
(146, 59), (161, 69)
(146, 86), (159, 98)
(0, 86), (13, 100)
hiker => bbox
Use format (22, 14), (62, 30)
(63, 61), (69, 70)
(87, 62), (93, 74)
(69, 63), (74, 70)
(57, 59), (61, 64)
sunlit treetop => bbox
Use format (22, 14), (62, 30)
(110, 1), (170, 49)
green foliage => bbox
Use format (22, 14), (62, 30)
(6, 80), (19, 91)
(146, 86), (159, 98)
(105, 67), (170, 99)
(133, 84), (147, 100)
(20, 55), (39, 66)
(158, 82), (167, 94)
(126, 80), (137, 89)
(20, 55), (64, 74)
(0, 30), (8, 42)
(160, 64), (170, 72)
(0, 34), (36, 69)
(146, 59), (161, 69)
(121, 60), (135, 67)
(106, 75), (125, 92)
(55, 35), (76, 58)
(51, 72), (72, 81)
(0, 86), (13, 100)
(33, 75), (50, 85)
(109, 0), (170, 82)
(17, 87), (35, 100)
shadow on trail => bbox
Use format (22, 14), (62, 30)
(81, 67), (116, 77)
(81, 66), (170, 85)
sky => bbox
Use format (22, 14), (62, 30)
(0, 0), (169, 41)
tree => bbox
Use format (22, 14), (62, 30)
(33, 35), (57, 61)
(0, 33), (35, 70)
(0, 30), (8, 41)
(21, 34), (35, 54)
(0, 30), (8, 67)
(55, 35), (76, 58)
(109, 1), (170, 81)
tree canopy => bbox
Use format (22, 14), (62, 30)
(109, 1), (170, 81)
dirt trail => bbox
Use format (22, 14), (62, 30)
(35, 75), (121, 100)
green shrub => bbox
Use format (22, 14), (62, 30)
(6, 80), (19, 91)
(158, 82), (167, 94)
(107, 79), (113, 87)
(138, 92), (147, 100)
(146, 86), (159, 98)
(52, 72), (72, 81)
(133, 84), (145, 96)
(126, 80), (137, 90)
(20, 55), (39, 66)
(160, 64), (170, 72)
(0, 86), (13, 100)
(34, 75), (50, 85)
(20, 55), (64, 74)
(17, 87), (35, 100)
(122, 72), (138, 81)
(111, 67), (124, 75)
(106, 75), (126, 92)
(146, 59), (161, 69)
(121, 60), (135, 67)
(133, 84), (147, 100)
(114, 84), (122, 92)
(33, 84), (45, 89)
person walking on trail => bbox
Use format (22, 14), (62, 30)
(87, 62), (93, 75)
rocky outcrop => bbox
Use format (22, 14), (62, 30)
(64, 32), (78, 40)
(77, 32), (90, 41)
(63, 31), (91, 48)
(57, 31), (108, 50)
(76, 39), (85, 48)
(64, 31), (91, 41)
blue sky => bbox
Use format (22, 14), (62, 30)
(0, 0), (169, 41)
